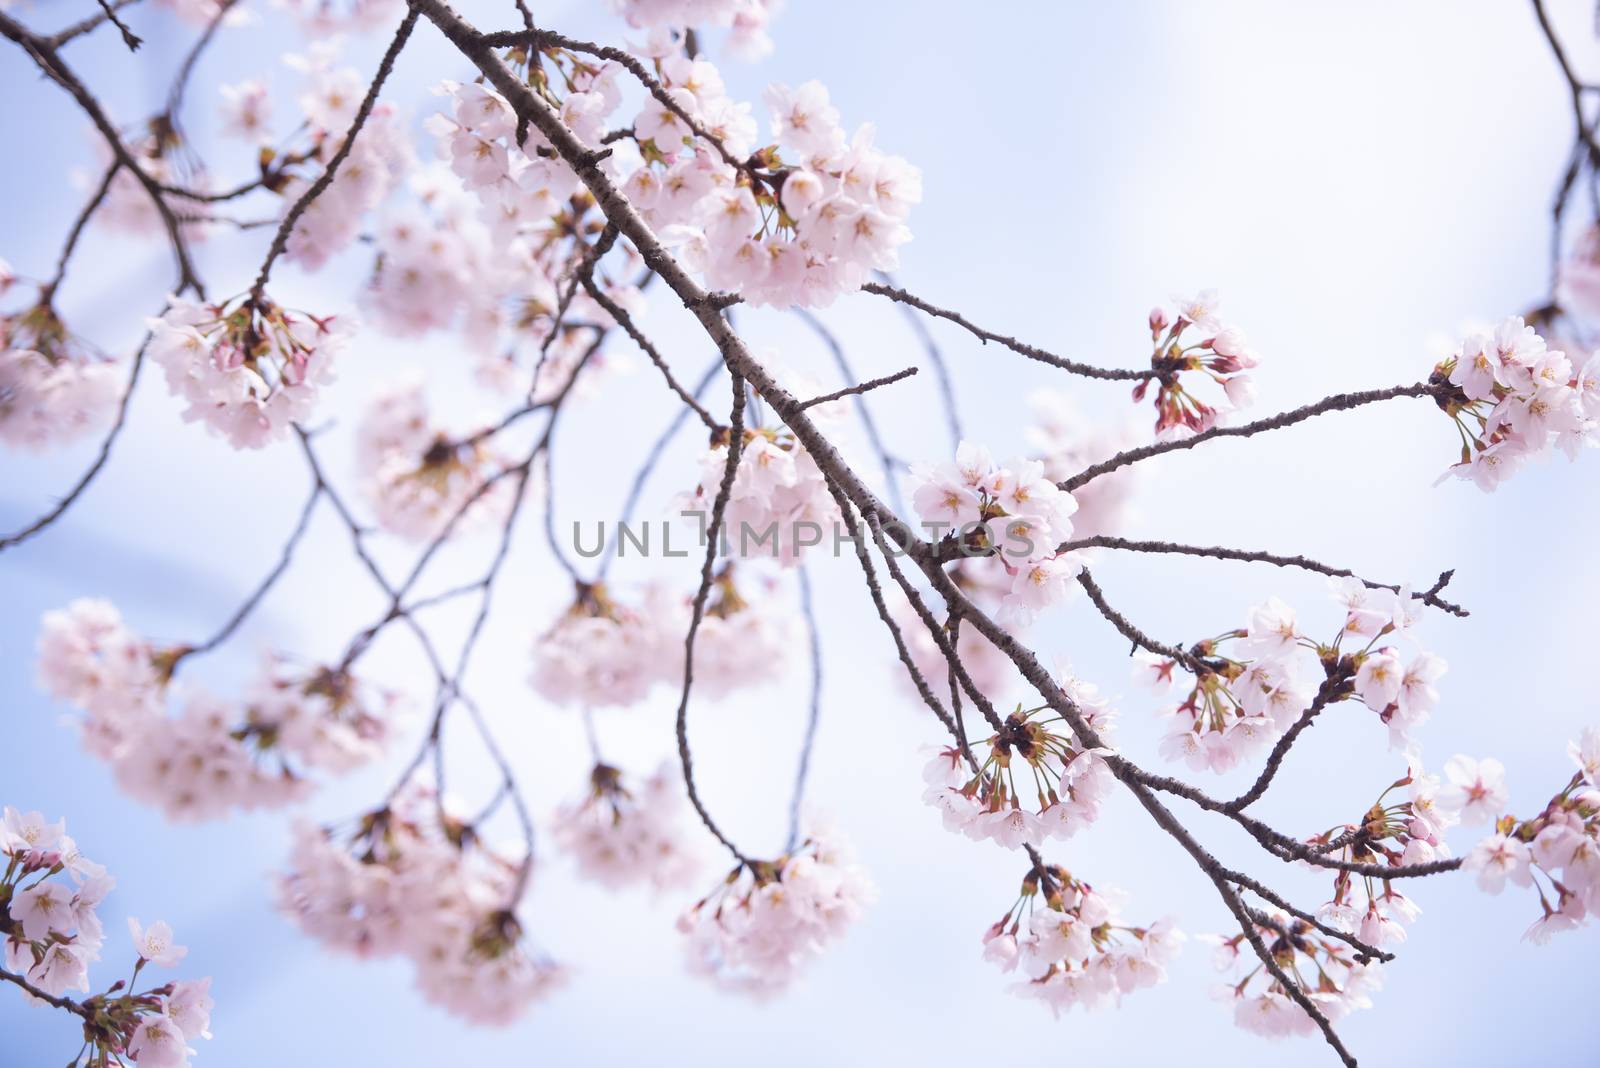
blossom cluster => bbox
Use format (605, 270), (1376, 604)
(1136, 290), (1260, 438)
(1204, 910), (1381, 1039)
(1138, 577), (1445, 772)
(611, 0), (782, 59)
(1303, 761), (1457, 948)
(0, 297), (121, 451)
(910, 440), (1082, 625)
(681, 422), (842, 567)
(277, 785), (565, 1024)
(280, 45), (413, 272)
(149, 295), (351, 449)
(921, 673), (1117, 849)
(36, 599), (399, 820)
(892, 398), (1139, 709)
(414, 76), (649, 388)
(677, 828), (873, 995)
(3, 807), (213, 1068)
(1459, 730), (1600, 941)
(622, 69), (920, 307)
(1435, 314), (1598, 490)
(529, 570), (794, 708)
(983, 863), (1183, 1016)
(423, 74), (595, 239)
(551, 763), (700, 890)
(354, 374), (513, 542)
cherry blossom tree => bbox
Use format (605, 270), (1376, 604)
(3, 1), (1599, 1064)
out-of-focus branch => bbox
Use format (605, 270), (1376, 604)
(0, 9), (204, 295)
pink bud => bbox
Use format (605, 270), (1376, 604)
(1148, 307), (1169, 336)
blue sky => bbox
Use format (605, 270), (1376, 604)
(4, 0), (1599, 1064)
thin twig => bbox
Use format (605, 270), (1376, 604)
(251, 8), (419, 301)
(1060, 535), (1469, 617)
(862, 280), (1153, 382)
(797, 365), (919, 410)
(1060, 382), (1443, 492)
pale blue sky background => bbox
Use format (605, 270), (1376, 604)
(3, 0), (1598, 1065)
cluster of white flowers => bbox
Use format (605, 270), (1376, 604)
(623, 70), (919, 308)
(36, 599), (398, 820)
(529, 571), (793, 708)
(1137, 290), (1260, 438)
(1302, 760), (1456, 948)
(1139, 577), (1445, 773)
(530, 583), (678, 708)
(425, 76), (596, 224)
(0, 300), (121, 451)
(1435, 314), (1599, 490)
(360, 153), (643, 391)
(148, 295), (351, 449)
(278, 787), (565, 1025)
(1204, 911), (1382, 1039)
(922, 673), (1117, 849)
(551, 763), (700, 890)
(678, 828), (873, 995)
(265, 44), (416, 271)
(1457, 731), (1600, 941)
(910, 440), (1083, 625)
(891, 396), (1139, 711)
(611, 0), (782, 59)
(354, 374), (512, 541)
(680, 425), (841, 567)
(683, 566), (799, 697)
(982, 865), (1183, 1017)
(3, 807), (213, 1068)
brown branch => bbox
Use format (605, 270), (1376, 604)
(1077, 567), (1206, 672)
(580, 271), (720, 431)
(46, 0), (142, 48)
(162, 0), (238, 122)
(1225, 673), (1350, 812)
(796, 364), (919, 410)
(251, 8), (419, 301)
(41, 161), (120, 305)
(173, 481), (323, 663)
(862, 280), (1153, 382)
(0, 9), (203, 295)
(96, 0), (142, 50)
(395, 11), (1463, 1058)
(674, 370), (751, 864)
(531, 223), (617, 400)
(1060, 535), (1469, 617)
(0, 967), (94, 1020)
(1060, 382), (1444, 492)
